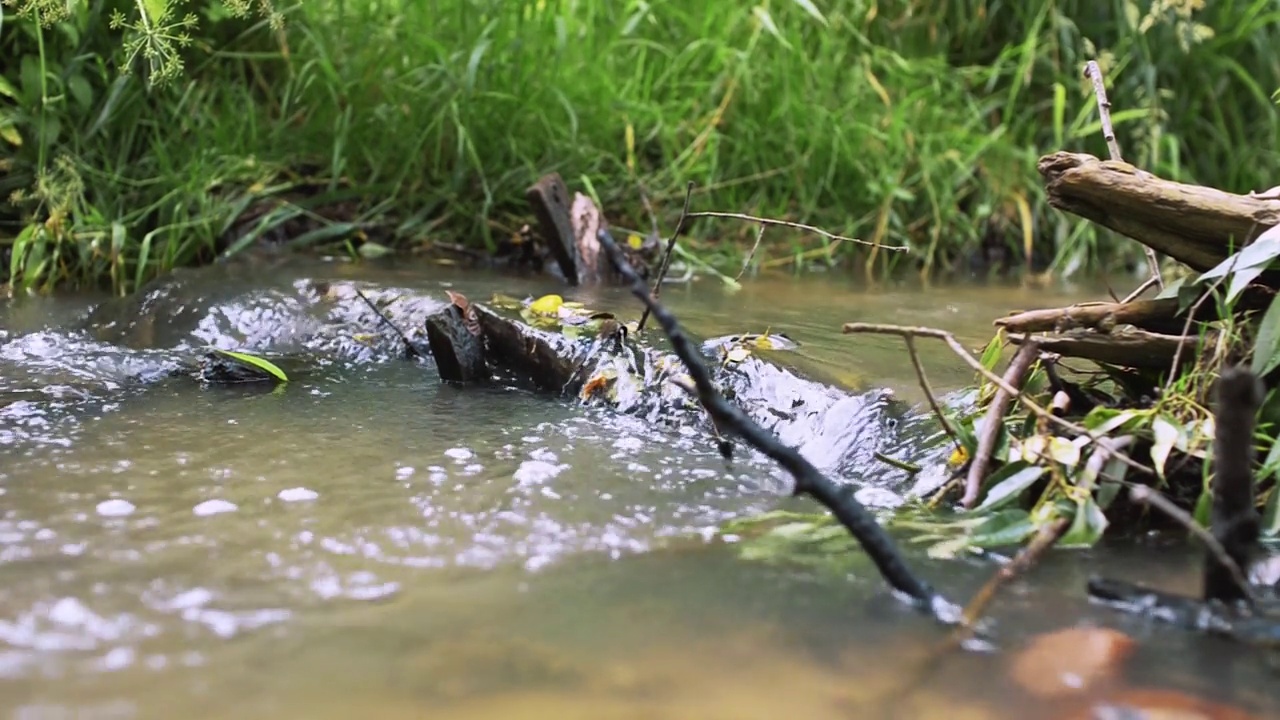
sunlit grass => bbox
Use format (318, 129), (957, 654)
(2, 0), (1279, 293)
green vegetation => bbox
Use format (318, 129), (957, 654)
(3, 0), (1280, 294)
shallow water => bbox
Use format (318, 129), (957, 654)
(1, 260), (1277, 719)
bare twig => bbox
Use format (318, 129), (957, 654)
(735, 224), (766, 282)
(961, 517), (1071, 628)
(964, 340), (1040, 508)
(599, 229), (945, 612)
(1128, 484), (1256, 608)
(1083, 60), (1124, 165)
(354, 289), (424, 359)
(1121, 272), (1162, 303)
(685, 211), (894, 251)
(636, 182), (695, 332)
(841, 323), (1158, 479)
(1084, 60), (1161, 293)
(903, 335), (959, 445)
(1166, 263), (1234, 380)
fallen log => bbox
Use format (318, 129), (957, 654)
(994, 294), (1277, 335)
(1007, 328), (1204, 369)
(420, 294), (916, 481)
(1038, 152), (1280, 272)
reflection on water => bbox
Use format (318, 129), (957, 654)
(1, 261), (1276, 719)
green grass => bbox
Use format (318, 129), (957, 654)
(3, 0), (1280, 294)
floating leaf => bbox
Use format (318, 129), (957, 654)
(488, 293), (524, 310)
(976, 462), (1046, 511)
(528, 294), (564, 316)
(1150, 416), (1179, 478)
(212, 349), (289, 383)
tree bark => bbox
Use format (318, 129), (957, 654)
(1038, 152), (1280, 272)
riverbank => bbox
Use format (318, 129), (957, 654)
(3, 0), (1279, 294)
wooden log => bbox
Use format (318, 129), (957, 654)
(473, 306), (593, 394)
(997, 298), (1187, 335)
(425, 306), (489, 383)
(1007, 328), (1201, 369)
(1038, 152), (1280, 272)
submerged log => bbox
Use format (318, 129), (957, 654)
(425, 303), (488, 383)
(1038, 152), (1280, 272)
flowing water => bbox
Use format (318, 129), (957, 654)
(1, 259), (1277, 719)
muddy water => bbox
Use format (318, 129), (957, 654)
(1, 260), (1276, 719)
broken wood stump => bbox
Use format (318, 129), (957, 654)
(425, 305), (488, 383)
(526, 173), (618, 286)
(1038, 152), (1280, 272)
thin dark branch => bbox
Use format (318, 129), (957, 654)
(736, 224), (766, 282)
(636, 181), (695, 332)
(903, 335), (959, 445)
(685, 211), (895, 250)
(354, 289), (423, 359)
(598, 228), (945, 613)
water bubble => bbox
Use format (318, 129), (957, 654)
(443, 447), (473, 461)
(277, 487), (319, 503)
(95, 499), (136, 517)
(192, 499), (237, 517)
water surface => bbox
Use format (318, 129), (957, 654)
(2, 261), (1275, 719)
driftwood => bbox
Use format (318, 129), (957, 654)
(1038, 152), (1280, 272)
(1007, 328), (1203, 369)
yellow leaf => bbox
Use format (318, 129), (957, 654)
(949, 446), (968, 467)
(627, 234), (644, 250)
(724, 346), (751, 364)
(528, 294), (564, 316)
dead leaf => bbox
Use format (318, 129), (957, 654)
(1010, 626), (1135, 698)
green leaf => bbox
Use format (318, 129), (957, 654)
(979, 331), (1004, 373)
(0, 75), (17, 99)
(967, 509), (1036, 548)
(975, 462), (1046, 511)
(212, 349), (289, 383)
(1193, 487), (1213, 528)
(1261, 489), (1280, 538)
(1251, 293), (1280, 377)
(1082, 407), (1141, 434)
(1060, 497), (1108, 548)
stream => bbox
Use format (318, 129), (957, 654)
(1, 258), (1277, 719)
